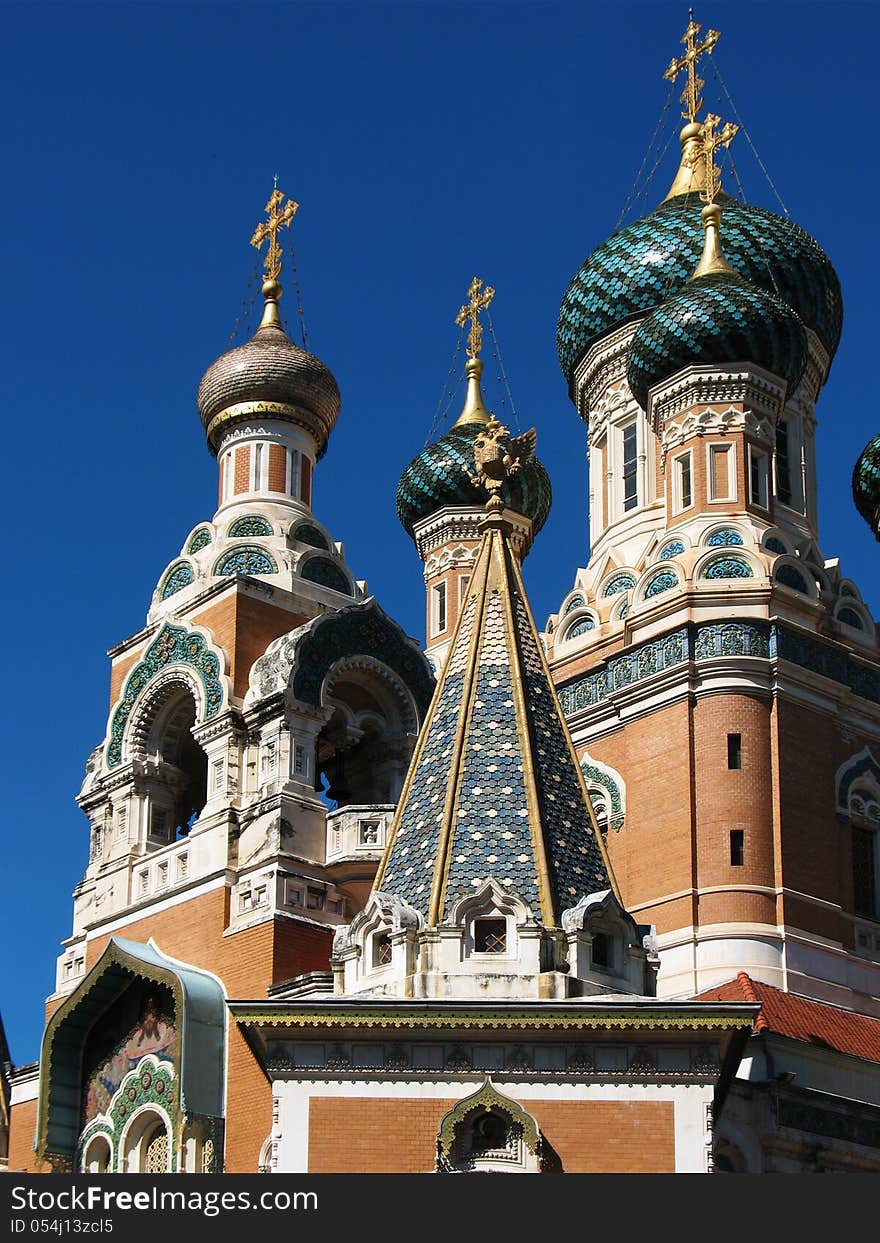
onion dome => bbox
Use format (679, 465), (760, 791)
(197, 285), (340, 457)
(396, 358), (552, 539)
(626, 197), (808, 410)
(557, 127), (842, 395)
(853, 433), (880, 541)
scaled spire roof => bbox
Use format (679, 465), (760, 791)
(374, 500), (615, 928)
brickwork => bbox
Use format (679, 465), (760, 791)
(307, 1095), (676, 1172)
(300, 457), (312, 507)
(7, 1098), (44, 1173)
(234, 446), (250, 496)
(109, 647), (145, 711)
(268, 443), (286, 494)
(192, 590), (308, 699)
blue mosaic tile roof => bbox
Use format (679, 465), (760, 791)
(377, 526), (611, 926)
(626, 271), (807, 411)
(853, 433), (880, 539)
(556, 193), (842, 392)
(396, 423), (552, 540)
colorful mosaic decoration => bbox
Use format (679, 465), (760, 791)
(396, 422), (552, 540)
(602, 573), (636, 597)
(187, 528), (212, 554)
(161, 562), (194, 599)
(83, 990), (176, 1124)
(626, 271), (807, 412)
(644, 570), (678, 598)
(107, 623), (224, 768)
(659, 539), (685, 560)
(228, 515), (273, 538)
(775, 564), (809, 593)
(853, 432), (880, 540)
(300, 556), (351, 594)
(379, 528), (610, 925)
(703, 556), (753, 579)
(556, 192), (842, 389)
(215, 546), (278, 576)
(567, 618), (596, 639)
(557, 620), (880, 718)
(707, 528), (744, 547)
(291, 601), (435, 717)
(582, 763), (625, 832)
(563, 594), (585, 615)
(292, 523), (330, 550)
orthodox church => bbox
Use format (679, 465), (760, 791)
(6, 16), (880, 1175)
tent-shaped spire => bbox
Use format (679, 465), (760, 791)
(375, 424), (615, 928)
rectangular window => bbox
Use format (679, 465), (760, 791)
(253, 442), (264, 492)
(749, 447), (769, 509)
(293, 742), (306, 777)
(300, 456), (312, 507)
(150, 808), (167, 841)
(116, 806), (127, 838)
(306, 887), (324, 911)
(776, 420), (792, 506)
(212, 757), (225, 792)
(727, 733), (742, 770)
(459, 575), (471, 604)
(261, 741), (277, 778)
(853, 827), (878, 920)
(432, 581), (447, 636)
(288, 449), (299, 497)
(622, 422), (638, 512)
(729, 830), (745, 867)
(286, 884), (304, 907)
(473, 917), (507, 953)
(709, 444), (734, 501)
(673, 451), (692, 512)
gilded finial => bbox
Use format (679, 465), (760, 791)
(467, 418), (537, 513)
(453, 276), (496, 426)
(690, 113), (739, 280)
(663, 11), (720, 124)
(250, 186), (299, 329)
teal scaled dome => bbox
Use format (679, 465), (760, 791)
(557, 192), (842, 394)
(853, 433), (880, 540)
(397, 423), (552, 539)
(626, 268), (809, 411)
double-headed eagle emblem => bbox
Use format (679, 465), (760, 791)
(468, 416), (537, 511)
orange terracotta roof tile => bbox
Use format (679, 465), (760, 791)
(695, 972), (880, 1063)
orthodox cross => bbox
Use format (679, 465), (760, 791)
(663, 11), (721, 123)
(698, 112), (738, 203)
(250, 187), (299, 282)
(456, 276), (496, 360)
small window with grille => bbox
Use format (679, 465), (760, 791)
(473, 917), (507, 954)
(372, 933), (393, 968)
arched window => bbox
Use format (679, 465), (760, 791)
(850, 786), (880, 921)
(138, 684), (208, 838)
(300, 556), (352, 595)
(82, 1133), (111, 1173)
(143, 1121), (169, 1173)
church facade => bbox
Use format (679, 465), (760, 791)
(7, 15), (880, 1176)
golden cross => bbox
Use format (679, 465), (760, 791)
(663, 11), (721, 122)
(455, 276), (496, 359)
(250, 187), (299, 282)
(698, 112), (739, 203)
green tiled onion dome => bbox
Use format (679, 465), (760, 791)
(853, 433), (880, 540)
(197, 281), (341, 458)
(626, 268), (808, 410)
(557, 193), (842, 394)
(397, 421), (552, 539)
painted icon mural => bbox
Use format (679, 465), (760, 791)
(81, 984), (176, 1123)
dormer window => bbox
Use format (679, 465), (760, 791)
(473, 917), (507, 954)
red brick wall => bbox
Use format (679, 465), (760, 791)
(234, 446), (250, 495)
(268, 444), (286, 494)
(307, 1096), (675, 1173)
(7, 1099), (44, 1173)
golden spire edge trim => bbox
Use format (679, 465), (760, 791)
(250, 186), (299, 328)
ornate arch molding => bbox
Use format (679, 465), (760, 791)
(245, 599), (435, 718)
(836, 747), (880, 816)
(105, 622), (228, 770)
(580, 753), (626, 832)
(436, 1079), (543, 1172)
(37, 937), (226, 1169)
(324, 655), (420, 738)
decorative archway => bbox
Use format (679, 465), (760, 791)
(436, 1080), (544, 1174)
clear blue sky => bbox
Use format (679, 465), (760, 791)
(2, 0), (877, 1062)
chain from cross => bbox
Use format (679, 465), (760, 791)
(663, 12), (721, 123)
(250, 188), (299, 282)
(698, 112), (739, 203)
(455, 276), (496, 360)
